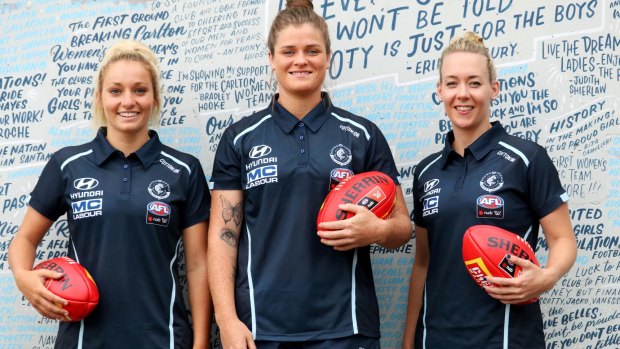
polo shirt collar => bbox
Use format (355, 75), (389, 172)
(272, 92), (332, 134)
(92, 128), (163, 168)
(439, 121), (506, 168)
(92, 128), (118, 165)
(468, 121), (507, 160)
(135, 130), (163, 167)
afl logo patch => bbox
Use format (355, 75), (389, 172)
(249, 145), (272, 159)
(480, 172), (504, 193)
(148, 180), (171, 200)
(330, 144), (352, 166)
(329, 168), (353, 190)
(147, 201), (170, 216)
(74, 178), (99, 191)
(476, 194), (504, 219)
(146, 201), (171, 226)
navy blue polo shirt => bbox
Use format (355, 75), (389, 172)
(29, 128), (210, 349)
(412, 122), (568, 349)
(211, 95), (399, 341)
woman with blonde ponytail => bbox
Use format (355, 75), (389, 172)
(402, 32), (576, 348)
(207, 0), (411, 348)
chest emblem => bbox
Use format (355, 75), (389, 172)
(146, 201), (171, 227)
(245, 145), (278, 190)
(71, 199), (103, 220)
(330, 144), (352, 166)
(249, 145), (272, 158)
(480, 172), (504, 193)
(246, 165), (278, 189)
(424, 179), (439, 192)
(476, 195), (504, 219)
(422, 196), (439, 217)
(148, 180), (171, 200)
(73, 177), (99, 190)
(329, 168), (354, 190)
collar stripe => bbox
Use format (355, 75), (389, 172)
(499, 141), (529, 167)
(60, 150), (93, 171)
(331, 112), (371, 140)
(161, 151), (191, 175)
(419, 154), (442, 178)
(234, 115), (273, 145)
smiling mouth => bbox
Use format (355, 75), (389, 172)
(290, 71), (311, 76)
(455, 106), (474, 111)
(118, 112), (140, 117)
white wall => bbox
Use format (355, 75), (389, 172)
(0, 1), (618, 348)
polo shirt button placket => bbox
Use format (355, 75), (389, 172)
(121, 161), (130, 193)
(297, 122), (308, 165)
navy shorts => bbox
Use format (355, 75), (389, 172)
(254, 335), (380, 349)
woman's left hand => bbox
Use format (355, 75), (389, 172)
(484, 254), (554, 304)
(317, 203), (386, 251)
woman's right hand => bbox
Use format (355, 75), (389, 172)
(218, 317), (256, 349)
(13, 268), (70, 321)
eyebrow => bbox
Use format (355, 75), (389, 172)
(279, 44), (322, 49)
(106, 81), (150, 86)
(444, 75), (483, 80)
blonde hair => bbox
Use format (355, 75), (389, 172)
(92, 40), (161, 128)
(439, 31), (497, 83)
(267, 0), (331, 55)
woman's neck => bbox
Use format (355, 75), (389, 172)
(451, 123), (492, 156)
(105, 129), (150, 157)
(277, 92), (323, 120)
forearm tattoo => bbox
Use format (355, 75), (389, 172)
(220, 195), (242, 227)
(220, 228), (239, 248)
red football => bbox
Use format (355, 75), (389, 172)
(462, 225), (539, 304)
(33, 256), (99, 321)
(317, 171), (396, 229)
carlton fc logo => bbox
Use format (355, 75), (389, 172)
(249, 145), (272, 159)
(148, 180), (171, 200)
(480, 172), (504, 192)
(330, 144), (352, 166)
(73, 177), (99, 190)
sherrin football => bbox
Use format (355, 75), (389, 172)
(33, 256), (99, 321)
(462, 225), (539, 304)
(317, 171), (396, 229)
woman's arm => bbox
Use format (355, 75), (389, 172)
(182, 221), (211, 348)
(8, 207), (69, 320)
(207, 190), (255, 349)
(402, 225), (430, 349)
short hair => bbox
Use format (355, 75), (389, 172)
(439, 31), (497, 83)
(92, 40), (161, 128)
